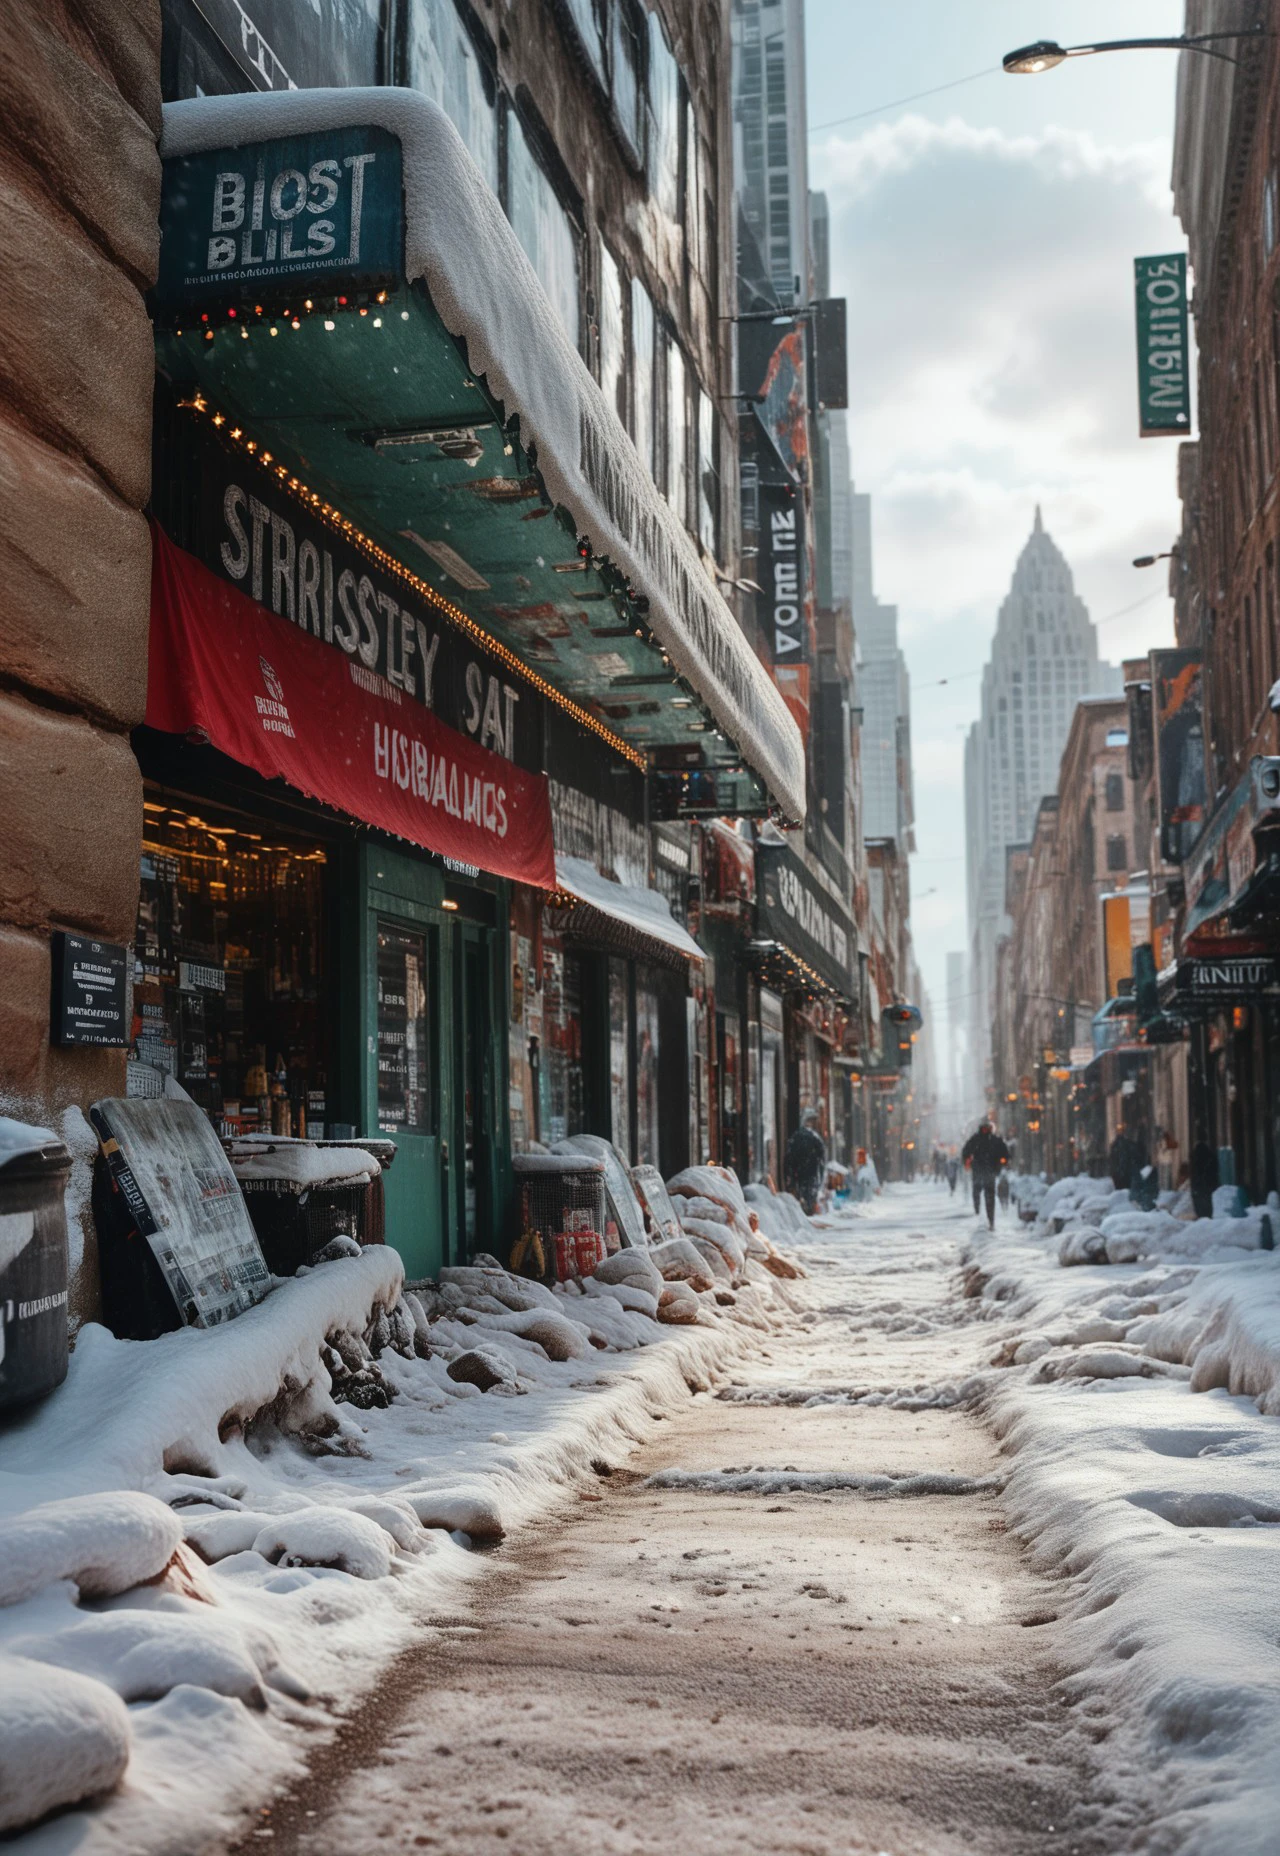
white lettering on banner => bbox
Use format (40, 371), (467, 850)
(776, 863), (849, 969)
(1143, 259), (1185, 407)
(769, 507), (802, 659)
(372, 724), (509, 839)
(218, 479), (477, 736)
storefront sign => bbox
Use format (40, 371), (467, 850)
(1151, 648), (1205, 864)
(148, 526), (556, 888)
(756, 843), (854, 998)
(1183, 769), (1259, 950)
(162, 428), (540, 766)
(1160, 956), (1280, 1014)
(157, 125), (402, 306)
(1134, 254), (1190, 436)
(51, 933), (128, 1048)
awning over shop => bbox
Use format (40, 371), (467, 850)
(1157, 952), (1280, 1018)
(154, 88), (805, 825)
(551, 855), (703, 964)
(148, 523), (556, 887)
(753, 840), (856, 999)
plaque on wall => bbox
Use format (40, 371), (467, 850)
(51, 933), (129, 1048)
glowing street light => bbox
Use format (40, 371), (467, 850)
(1003, 30), (1263, 77)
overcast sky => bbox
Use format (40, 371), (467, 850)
(806, 2), (1186, 1083)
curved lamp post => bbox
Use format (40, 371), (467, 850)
(1003, 32), (1263, 76)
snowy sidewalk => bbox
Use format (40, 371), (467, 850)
(214, 1187), (1113, 1856)
(0, 1244), (794, 1853)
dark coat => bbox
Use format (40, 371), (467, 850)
(962, 1127), (1010, 1183)
(785, 1124), (826, 1196)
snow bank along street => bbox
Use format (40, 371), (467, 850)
(0, 1165), (806, 1849)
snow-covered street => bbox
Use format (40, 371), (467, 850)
(216, 1187), (1121, 1856)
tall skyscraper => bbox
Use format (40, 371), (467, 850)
(964, 511), (1119, 1088)
(732, 0), (810, 308)
(853, 488), (913, 849)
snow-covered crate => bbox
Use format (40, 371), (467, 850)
(225, 1139), (390, 1276)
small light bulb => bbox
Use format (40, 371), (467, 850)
(372, 316), (382, 327)
(324, 318), (336, 331)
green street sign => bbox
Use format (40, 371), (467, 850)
(1134, 253), (1191, 437)
(156, 125), (404, 311)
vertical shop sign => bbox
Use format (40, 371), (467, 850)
(1151, 648), (1206, 863)
(759, 480), (805, 665)
(1102, 894), (1134, 1001)
(1134, 254), (1191, 436)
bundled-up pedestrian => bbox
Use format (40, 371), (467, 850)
(961, 1118), (1010, 1231)
(784, 1109), (827, 1215)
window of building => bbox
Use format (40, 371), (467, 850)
(598, 239), (627, 426)
(647, 11), (681, 220)
(406, 0), (498, 193)
(631, 275), (657, 477)
(1105, 771), (1125, 812)
(559, 0), (607, 85)
(608, 0), (643, 159)
(506, 106), (582, 350)
(666, 334), (688, 520)
(696, 386), (718, 555)
(1106, 833), (1127, 872)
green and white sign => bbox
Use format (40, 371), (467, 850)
(156, 125), (404, 309)
(1134, 254), (1191, 437)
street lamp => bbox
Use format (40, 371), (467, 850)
(1003, 31), (1263, 76)
(1133, 550), (1175, 568)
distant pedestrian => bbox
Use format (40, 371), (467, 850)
(1189, 1138), (1219, 1220)
(1107, 1126), (1143, 1192)
(997, 1171), (1011, 1214)
(946, 1154), (960, 1196)
(785, 1109), (827, 1215)
(962, 1118), (1010, 1231)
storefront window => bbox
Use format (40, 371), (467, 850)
(132, 795), (329, 1138)
(609, 957), (632, 1159)
(539, 943), (587, 1146)
(376, 922), (433, 1135)
(507, 109), (581, 351)
(407, 0), (498, 195)
(635, 971), (660, 1165)
(666, 337), (688, 521)
(631, 276), (656, 477)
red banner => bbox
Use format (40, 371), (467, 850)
(147, 525), (556, 888)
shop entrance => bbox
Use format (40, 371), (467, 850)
(364, 846), (449, 1283)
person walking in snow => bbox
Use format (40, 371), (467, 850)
(962, 1118), (1010, 1230)
(946, 1152), (960, 1195)
(997, 1169), (1011, 1215)
(785, 1108), (827, 1215)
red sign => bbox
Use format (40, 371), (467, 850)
(148, 526), (555, 888)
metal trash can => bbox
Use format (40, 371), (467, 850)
(0, 1119), (72, 1411)
(224, 1138), (394, 1277)
(510, 1153), (607, 1282)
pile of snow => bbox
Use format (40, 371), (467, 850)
(0, 1183), (805, 1845)
(226, 1140), (382, 1186)
(965, 1202), (1280, 1851)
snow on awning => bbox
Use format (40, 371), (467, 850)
(156, 89), (805, 825)
(553, 855), (704, 964)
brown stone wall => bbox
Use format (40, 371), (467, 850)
(0, 0), (161, 1320)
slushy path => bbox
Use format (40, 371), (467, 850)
(229, 1187), (1127, 1856)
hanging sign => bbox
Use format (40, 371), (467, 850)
(156, 125), (403, 308)
(1134, 254), (1191, 437)
(147, 526), (557, 889)
(1151, 648), (1206, 864)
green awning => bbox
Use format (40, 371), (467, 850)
(154, 88), (805, 824)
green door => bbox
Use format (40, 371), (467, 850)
(362, 846), (451, 1282)
(457, 921), (501, 1256)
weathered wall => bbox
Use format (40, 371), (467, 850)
(0, 0), (161, 1319)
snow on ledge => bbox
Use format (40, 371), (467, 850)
(160, 88), (806, 825)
